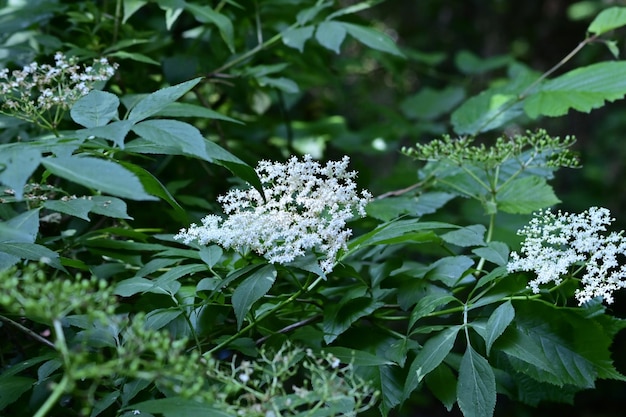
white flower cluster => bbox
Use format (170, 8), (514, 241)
(507, 207), (626, 304)
(0, 52), (117, 125)
(174, 155), (372, 273)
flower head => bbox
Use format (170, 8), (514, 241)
(175, 155), (371, 273)
(507, 207), (626, 304)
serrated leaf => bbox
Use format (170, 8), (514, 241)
(472, 242), (510, 266)
(457, 346), (496, 417)
(485, 301), (515, 355)
(340, 22), (404, 57)
(404, 326), (460, 400)
(71, 90), (119, 128)
(128, 78), (202, 122)
(132, 119), (208, 160)
(128, 397), (232, 417)
(496, 175), (560, 214)
(42, 156), (156, 201)
(232, 265), (277, 330)
(441, 224), (486, 247)
(185, 4), (234, 52)
(323, 297), (385, 343)
(524, 62), (626, 118)
(425, 256), (474, 287)
(588, 6), (626, 35)
(282, 26), (315, 52)
(315, 21), (347, 53)
(0, 146), (41, 200)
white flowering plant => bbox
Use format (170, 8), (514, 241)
(2, 3), (626, 417)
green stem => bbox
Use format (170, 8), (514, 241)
(33, 374), (70, 417)
(474, 213), (496, 275)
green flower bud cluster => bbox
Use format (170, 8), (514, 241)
(402, 129), (580, 170)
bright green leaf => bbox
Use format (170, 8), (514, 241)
(496, 175), (560, 214)
(524, 62), (626, 118)
(232, 265), (277, 330)
(128, 78), (202, 122)
(457, 346), (496, 417)
(484, 301), (515, 355)
(71, 90), (119, 128)
(588, 6), (626, 35)
(315, 21), (347, 53)
(340, 22), (404, 57)
(42, 156), (156, 201)
(199, 246), (223, 268)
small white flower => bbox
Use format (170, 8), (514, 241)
(507, 207), (626, 304)
(175, 155), (371, 273)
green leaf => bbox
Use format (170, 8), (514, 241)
(297, 2), (332, 25)
(326, 1), (380, 20)
(108, 50), (160, 65)
(0, 146), (41, 200)
(282, 26), (315, 52)
(144, 308), (183, 330)
(232, 265), (277, 330)
(404, 326), (460, 400)
(348, 219), (454, 252)
(77, 120), (134, 149)
(0, 209), (39, 243)
(323, 347), (394, 366)
(44, 196), (132, 221)
(400, 86), (465, 121)
(379, 364), (405, 415)
(366, 192), (455, 222)
(128, 397), (233, 417)
(114, 277), (180, 297)
(0, 242), (63, 270)
(588, 6), (626, 35)
(457, 346), (496, 417)
(257, 76), (299, 93)
(425, 256), (474, 287)
(472, 242), (510, 266)
(455, 50), (511, 75)
(154, 102), (243, 124)
(340, 22), (404, 57)
(185, 4), (234, 52)
(408, 294), (459, 331)
(323, 297), (385, 343)
(524, 62), (626, 118)
(451, 63), (539, 135)
(42, 156), (156, 201)
(71, 90), (119, 128)
(122, 0), (147, 23)
(91, 391), (120, 417)
(315, 21), (347, 53)
(199, 245), (223, 268)
(484, 301), (515, 355)
(496, 176), (560, 214)
(132, 119), (208, 160)
(128, 78), (202, 122)
(0, 376), (34, 410)
(425, 363), (457, 411)
(441, 224), (486, 247)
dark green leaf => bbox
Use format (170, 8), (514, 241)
(404, 326), (460, 400)
(128, 78), (202, 122)
(0, 146), (41, 200)
(71, 90), (119, 128)
(408, 294), (459, 331)
(154, 102), (243, 124)
(457, 346), (496, 417)
(484, 301), (515, 355)
(496, 176), (560, 214)
(90, 391), (120, 417)
(144, 308), (183, 330)
(128, 397), (233, 417)
(425, 363), (457, 411)
(42, 156), (156, 201)
(366, 192), (455, 222)
(185, 4), (234, 52)
(0, 376), (34, 409)
(379, 364), (405, 415)
(323, 297), (385, 343)
(0, 242), (63, 270)
(77, 120), (134, 149)
(132, 119), (208, 160)
(400, 86), (465, 120)
(258, 76), (299, 93)
(232, 264), (277, 329)
(315, 21), (347, 53)
(455, 50), (511, 75)
(324, 347), (394, 366)
(282, 26), (315, 52)
(340, 22), (405, 57)
(425, 256), (474, 287)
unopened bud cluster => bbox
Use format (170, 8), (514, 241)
(0, 52), (117, 128)
(507, 207), (626, 304)
(175, 155), (371, 273)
